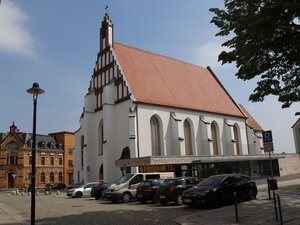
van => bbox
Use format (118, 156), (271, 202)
(104, 172), (174, 203)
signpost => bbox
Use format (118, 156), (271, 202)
(263, 130), (277, 201)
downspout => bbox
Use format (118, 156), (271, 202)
(136, 103), (140, 158)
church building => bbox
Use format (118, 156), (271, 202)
(74, 14), (300, 183)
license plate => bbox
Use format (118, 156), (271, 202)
(160, 196), (166, 199)
(184, 198), (192, 203)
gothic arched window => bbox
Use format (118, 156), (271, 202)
(233, 124), (241, 155)
(150, 115), (163, 156)
(211, 121), (220, 155)
(184, 119), (194, 155)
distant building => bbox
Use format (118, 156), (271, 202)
(0, 123), (74, 189)
(292, 118), (300, 154)
(74, 14), (300, 183)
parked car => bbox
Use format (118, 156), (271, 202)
(67, 182), (100, 198)
(67, 183), (79, 190)
(104, 172), (174, 203)
(182, 174), (257, 208)
(45, 183), (66, 191)
(91, 182), (114, 200)
(157, 177), (202, 205)
(136, 179), (164, 204)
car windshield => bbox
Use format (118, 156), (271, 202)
(162, 179), (176, 187)
(77, 183), (87, 188)
(116, 173), (135, 183)
(198, 176), (227, 187)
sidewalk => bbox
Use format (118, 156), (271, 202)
(0, 203), (29, 225)
(175, 177), (300, 225)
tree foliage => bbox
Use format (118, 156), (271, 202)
(210, 0), (300, 113)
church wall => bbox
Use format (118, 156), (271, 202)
(137, 104), (249, 157)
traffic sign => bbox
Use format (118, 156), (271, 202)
(263, 130), (273, 143)
(263, 142), (274, 152)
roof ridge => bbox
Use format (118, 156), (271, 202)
(113, 42), (207, 70)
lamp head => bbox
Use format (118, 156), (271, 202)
(27, 82), (45, 96)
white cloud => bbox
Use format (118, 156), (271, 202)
(190, 42), (233, 70)
(0, 1), (37, 58)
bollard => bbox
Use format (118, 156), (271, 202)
(234, 192), (239, 223)
(56, 191), (60, 195)
(273, 192), (278, 221)
(12, 191), (16, 195)
(275, 193), (283, 225)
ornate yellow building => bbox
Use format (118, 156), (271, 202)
(0, 123), (74, 189)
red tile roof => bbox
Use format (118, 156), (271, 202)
(113, 42), (245, 118)
(238, 104), (264, 131)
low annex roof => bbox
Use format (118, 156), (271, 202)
(113, 42), (245, 118)
(238, 104), (264, 131)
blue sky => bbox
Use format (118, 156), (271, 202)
(0, 0), (298, 153)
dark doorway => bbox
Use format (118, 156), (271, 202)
(8, 173), (16, 188)
(99, 164), (103, 181)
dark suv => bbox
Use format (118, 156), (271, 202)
(182, 174), (257, 208)
(91, 182), (114, 200)
(136, 179), (164, 204)
(157, 177), (202, 205)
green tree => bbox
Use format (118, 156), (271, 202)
(210, 0), (300, 113)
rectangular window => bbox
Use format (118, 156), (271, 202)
(41, 157), (45, 165)
(68, 160), (73, 168)
(50, 173), (54, 182)
(7, 156), (17, 165)
(68, 149), (73, 155)
(40, 173), (45, 183)
(59, 157), (63, 165)
(29, 156), (32, 165)
(58, 172), (63, 182)
(50, 157), (54, 165)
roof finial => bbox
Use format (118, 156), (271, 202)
(105, 5), (109, 14)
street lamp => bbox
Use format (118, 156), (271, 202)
(27, 82), (45, 225)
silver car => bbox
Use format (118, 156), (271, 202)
(67, 182), (100, 198)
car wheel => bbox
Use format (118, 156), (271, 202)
(175, 195), (183, 205)
(75, 192), (83, 198)
(122, 192), (132, 203)
(248, 189), (256, 200)
(207, 196), (220, 208)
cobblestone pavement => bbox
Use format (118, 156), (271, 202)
(0, 193), (202, 225)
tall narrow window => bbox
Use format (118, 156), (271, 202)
(59, 157), (63, 165)
(150, 116), (162, 156)
(50, 157), (54, 165)
(233, 124), (241, 155)
(211, 122), (220, 155)
(50, 172), (54, 182)
(58, 172), (63, 182)
(41, 157), (45, 165)
(184, 119), (194, 155)
(40, 172), (45, 183)
(81, 136), (84, 168)
(98, 120), (104, 155)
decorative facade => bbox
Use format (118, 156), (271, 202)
(74, 14), (274, 183)
(0, 123), (74, 189)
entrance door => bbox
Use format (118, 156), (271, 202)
(8, 173), (16, 188)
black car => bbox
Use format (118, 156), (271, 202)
(45, 183), (66, 191)
(91, 182), (114, 200)
(136, 179), (164, 204)
(67, 183), (79, 190)
(157, 177), (202, 205)
(182, 174), (257, 208)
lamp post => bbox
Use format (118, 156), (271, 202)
(27, 82), (45, 225)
